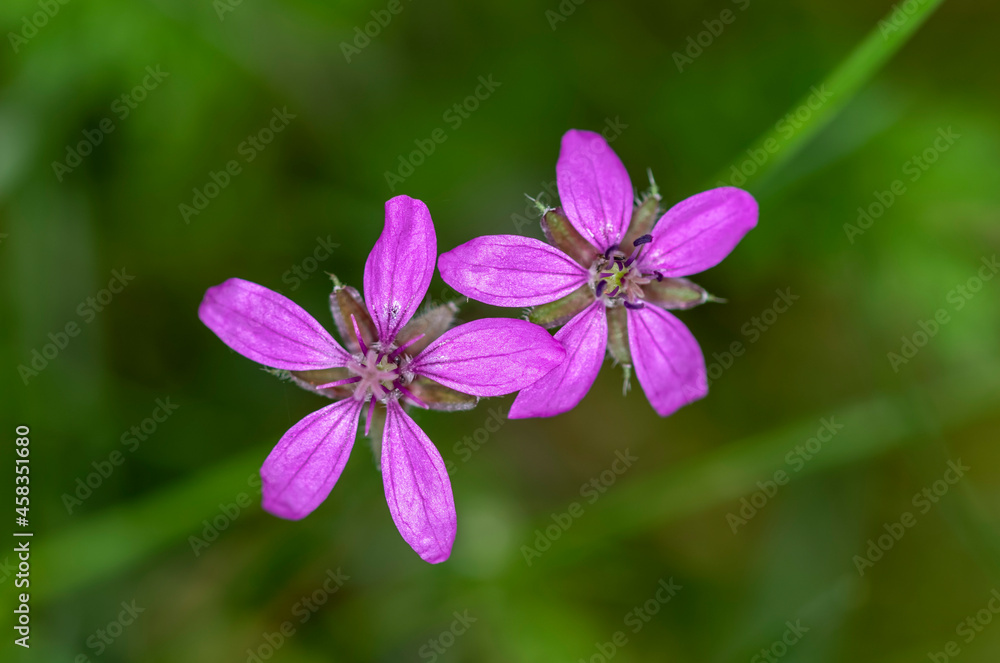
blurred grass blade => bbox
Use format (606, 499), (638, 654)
(35, 445), (267, 604)
(522, 363), (1000, 570)
(712, 0), (946, 190)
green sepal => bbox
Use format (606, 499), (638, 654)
(540, 207), (599, 267)
(328, 281), (376, 353)
(396, 302), (459, 357)
(287, 367), (355, 399)
(623, 194), (661, 253)
(606, 306), (632, 395)
(643, 277), (711, 310)
(407, 376), (478, 411)
(527, 284), (594, 329)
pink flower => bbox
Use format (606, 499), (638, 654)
(199, 195), (565, 563)
(438, 130), (758, 418)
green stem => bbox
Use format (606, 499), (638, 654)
(711, 0), (946, 191)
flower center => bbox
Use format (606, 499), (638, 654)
(590, 234), (656, 309)
(315, 314), (424, 407)
(347, 348), (411, 403)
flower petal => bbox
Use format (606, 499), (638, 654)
(509, 301), (607, 419)
(199, 278), (351, 370)
(556, 129), (633, 252)
(382, 400), (456, 564)
(438, 235), (588, 307)
(410, 318), (566, 397)
(639, 187), (758, 277)
(364, 195), (437, 343)
(260, 398), (362, 520)
(627, 306), (707, 417)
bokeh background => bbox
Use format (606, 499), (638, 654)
(2, 0), (1000, 660)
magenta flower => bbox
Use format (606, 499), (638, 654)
(438, 130), (758, 418)
(198, 195), (565, 563)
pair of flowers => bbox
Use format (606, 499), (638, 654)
(199, 129), (758, 563)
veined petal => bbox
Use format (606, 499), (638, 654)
(639, 187), (758, 278)
(364, 195), (437, 343)
(261, 398), (362, 520)
(556, 129), (633, 252)
(627, 306), (707, 417)
(410, 318), (565, 397)
(438, 236), (588, 307)
(382, 401), (456, 564)
(509, 301), (607, 419)
(199, 278), (351, 370)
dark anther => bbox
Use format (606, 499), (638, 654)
(604, 244), (620, 259)
(654, 271), (664, 282)
(624, 301), (645, 310)
(595, 280), (607, 297)
(632, 234), (653, 247)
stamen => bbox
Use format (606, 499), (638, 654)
(595, 281), (607, 297)
(599, 272), (614, 278)
(398, 385), (429, 409)
(390, 333), (425, 360)
(624, 301), (645, 310)
(604, 244), (620, 259)
(607, 286), (620, 297)
(350, 314), (369, 355)
(315, 376), (362, 390)
(623, 255), (636, 268)
(632, 234), (652, 247)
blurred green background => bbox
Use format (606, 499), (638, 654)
(2, 0), (1000, 660)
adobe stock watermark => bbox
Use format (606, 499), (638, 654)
(280, 236), (340, 291)
(928, 589), (1000, 662)
(853, 459), (969, 576)
(214, 0), (245, 21)
(887, 255), (997, 373)
(545, 0), (587, 31)
(578, 578), (682, 663)
(509, 117), (627, 234)
(844, 127), (960, 243)
(189, 473), (263, 556)
(384, 75), (501, 192)
(521, 449), (637, 565)
(443, 406), (506, 475)
(18, 268), (135, 385)
(8, 0), (72, 54)
(73, 600), (145, 662)
(245, 568), (349, 663)
(52, 66), (170, 182)
(179, 107), (296, 224)
(672, 0), (751, 72)
(726, 416), (844, 533)
(716, 84), (833, 188)
(62, 398), (180, 514)
(705, 288), (798, 387)
(340, 0), (414, 62)
(879, 0), (935, 39)
(418, 610), (477, 662)
(750, 619), (810, 663)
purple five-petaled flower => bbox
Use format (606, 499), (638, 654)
(439, 130), (758, 418)
(199, 195), (565, 563)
